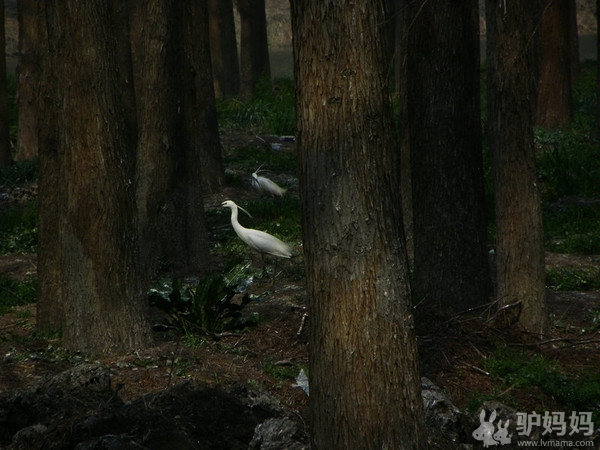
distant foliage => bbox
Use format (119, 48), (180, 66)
(217, 77), (295, 135)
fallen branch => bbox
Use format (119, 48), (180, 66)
(296, 313), (308, 336)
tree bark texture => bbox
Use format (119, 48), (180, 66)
(16, 0), (42, 162)
(237, 0), (271, 100)
(486, 0), (547, 334)
(596, 0), (600, 140)
(0, 0), (11, 167)
(208, 0), (240, 99)
(130, 0), (217, 276)
(37, 0), (152, 355)
(536, 0), (573, 128)
(291, 1), (425, 448)
(407, 0), (490, 317)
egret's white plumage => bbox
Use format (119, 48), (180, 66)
(251, 168), (287, 197)
(221, 200), (292, 258)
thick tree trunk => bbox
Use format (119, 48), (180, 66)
(486, 0), (547, 335)
(537, 0), (573, 128)
(208, 0), (240, 99)
(407, 0), (490, 317)
(291, 1), (425, 448)
(37, 1), (152, 355)
(237, 0), (270, 101)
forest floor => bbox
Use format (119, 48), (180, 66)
(1, 135), (600, 449)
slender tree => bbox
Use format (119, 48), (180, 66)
(15, 0), (40, 162)
(37, 1), (152, 355)
(237, 0), (271, 100)
(537, 0), (573, 128)
(208, 0), (240, 99)
(486, 0), (546, 334)
(0, 0), (11, 167)
(568, 0), (580, 84)
(596, 0), (600, 140)
(407, 0), (490, 317)
(291, 1), (425, 448)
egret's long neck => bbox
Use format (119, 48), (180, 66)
(230, 206), (247, 235)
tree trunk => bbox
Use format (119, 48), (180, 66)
(407, 0), (490, 317)
(0, 0), (11, 167)
(15, 0), (40, 162)
(237, 0), (270, 101)
(175, 1), (217, 262)
(568, 0), (580, 84)
(131, 0), (218, 276)
(536, 0), (573, 128)
(208, 0), (240, 99)
(37, 0), (152, 355)
(291, 1), (425, 448)
(486, 0), (547, 335)
(596, 0), (600, 140)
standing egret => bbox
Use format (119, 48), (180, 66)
(251, 166), (287, 197)
(221, 200), (292, 276)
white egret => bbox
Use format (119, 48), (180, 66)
(221, 200), (292, 266)
(251, 166), (287, 197)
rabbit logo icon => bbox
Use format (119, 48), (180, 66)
(472, 410), (512, 447)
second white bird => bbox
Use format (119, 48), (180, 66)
(251, 168), (287, 197)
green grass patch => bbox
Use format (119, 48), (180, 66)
(263, 359), (302, 381)
(0, 199), (38, 254)
(217, 77), (295, 136)
(544, 202), (600, 254)
(0, 159), (38, 189)
(482, 345), (600, 419)
(546, 266), (600, 291)
(0, 274), (37, 313)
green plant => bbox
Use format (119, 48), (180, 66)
(148, 263), (263, 334)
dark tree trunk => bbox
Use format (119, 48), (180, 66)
(291, 1), (425, 448)
(536, 0), (573, 128)
(486, 0), (547, 334)
(0, 0), (11, 167)
(208, 0), (240, 99)
(15, 0), (40, 162)
(569, 0), (580, 84)
(407, 0), (490, 317)
(131, 0), (219, 277)
(237, 0), (271, 101)
(596, 0), (600, 140)
(37, 0), (152, 355)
